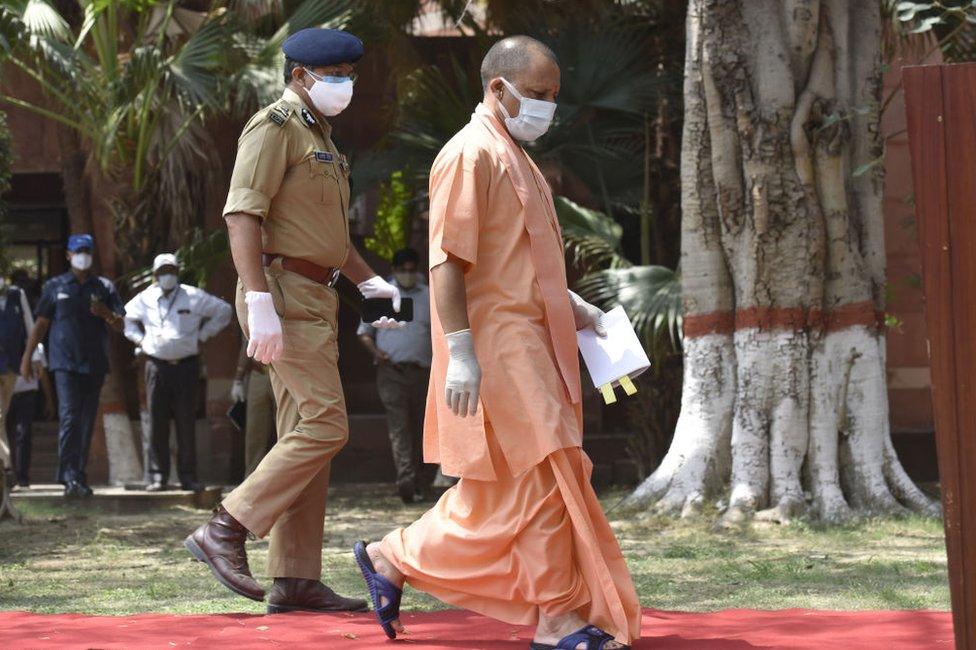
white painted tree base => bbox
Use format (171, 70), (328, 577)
(625, 327), (939, 522)
(103, 412), (142, 487)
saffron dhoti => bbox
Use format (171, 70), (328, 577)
(381, 427), (641, 645)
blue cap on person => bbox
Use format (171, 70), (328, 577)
(282, 28), (364, 66)
(67, 234), (94, 252)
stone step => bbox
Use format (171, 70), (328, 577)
(11, 484), (222, 513)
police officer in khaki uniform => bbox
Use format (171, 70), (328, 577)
(185, 28), (405, 614)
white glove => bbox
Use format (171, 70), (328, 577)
(358, 275), (402, 311)
(444, 329), (481, 418)
(231, 380), (246, 403)
(358, 275), (407, 328)
(568, 290), (607, 337)
(245, 291), (283, 364)
(373, 316), (408, 330)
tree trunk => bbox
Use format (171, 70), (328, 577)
(56, 126), (93, 235)
(626, 0), (938, 522)
(91, 171), (143, 486)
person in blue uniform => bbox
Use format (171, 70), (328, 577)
(20, 234), (124, 497)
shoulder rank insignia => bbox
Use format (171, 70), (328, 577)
(301, 108), (317, 127)
(268, 103), (291, 126)
(314, 151), (334, 163)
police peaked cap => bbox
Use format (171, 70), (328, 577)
(67, 233), (94, 252)
(282, 28), (363, 66)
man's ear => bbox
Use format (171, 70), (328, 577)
(291, 65), (306, 85)
(488, 78), (504, 98)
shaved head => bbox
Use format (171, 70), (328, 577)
(480, 35), (558, 91)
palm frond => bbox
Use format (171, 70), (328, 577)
(166, 14), (230, 109)
(15, 0), (70, 42)
(554, 196), (629, 271)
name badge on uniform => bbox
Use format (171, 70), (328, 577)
(314, 151), (334, 163)
(57, 292), (69, 300)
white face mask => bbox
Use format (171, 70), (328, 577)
(394, 271), (417, 289)
(497, 77), (557, 142)
(157, 274), (179, 291)
(70, 253), (92, 271)
(305, 70), (354, 116)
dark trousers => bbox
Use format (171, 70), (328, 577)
(376, 363), (432, 490)
(53, 370), (105, 485)
(8, 390), (37, 485)
(146, 356), (199, 485)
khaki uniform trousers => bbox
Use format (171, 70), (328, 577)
(223, 260), (349, 580)
(243, 368), (276, 477)
(0, 371), (17, 470)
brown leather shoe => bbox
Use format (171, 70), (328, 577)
(184, 505), (265, 602)
(267, 578), (369, 613)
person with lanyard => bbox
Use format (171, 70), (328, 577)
(20, 234), (125, 498)
(0, 271), (35, 489)
(352, 37), (640, 649)
(124, 253), (232, 492)
(357, 247), (434, 504)
(184, 28), (404, 614)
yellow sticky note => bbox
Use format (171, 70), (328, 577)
(619, 375), (637, 396)
(600, 383), (617, 404)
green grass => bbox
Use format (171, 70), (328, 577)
(0, 485), (950, 615)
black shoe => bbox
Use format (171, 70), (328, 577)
(77, 482), (94, 497)
(4, 469), (15, 490)
(16, 481), (29, 489)
(146, 482), (166, 492)
(181, 481), (204, 493)
(64, 481), (84, 498)
(397, 479), (416, 504)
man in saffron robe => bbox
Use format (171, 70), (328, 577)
(354, 36), (641, 649)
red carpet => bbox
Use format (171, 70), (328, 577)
(0, 608), (953, 649)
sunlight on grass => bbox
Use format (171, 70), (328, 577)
(0, 485), (950, 615)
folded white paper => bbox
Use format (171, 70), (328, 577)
(576, 305), (651, 389)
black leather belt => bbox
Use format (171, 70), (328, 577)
(147, 355), (198, 366)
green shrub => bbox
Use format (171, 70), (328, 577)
(365, 170), (413, 262)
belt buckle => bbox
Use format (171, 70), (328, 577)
(327, 268), (340, 287)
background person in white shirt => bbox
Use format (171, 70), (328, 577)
(357, 248), (434, 503)
(124, 253), (232, 492)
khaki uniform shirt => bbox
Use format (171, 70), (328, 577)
(223, 88), (351, 268)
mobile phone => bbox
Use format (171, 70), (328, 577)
(361, 297), (413, 323)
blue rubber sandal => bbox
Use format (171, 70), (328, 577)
(353, 540), (403, 640)
(528, 624), (626, 650)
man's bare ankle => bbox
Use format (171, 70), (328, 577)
(366, 543), (402, 583)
